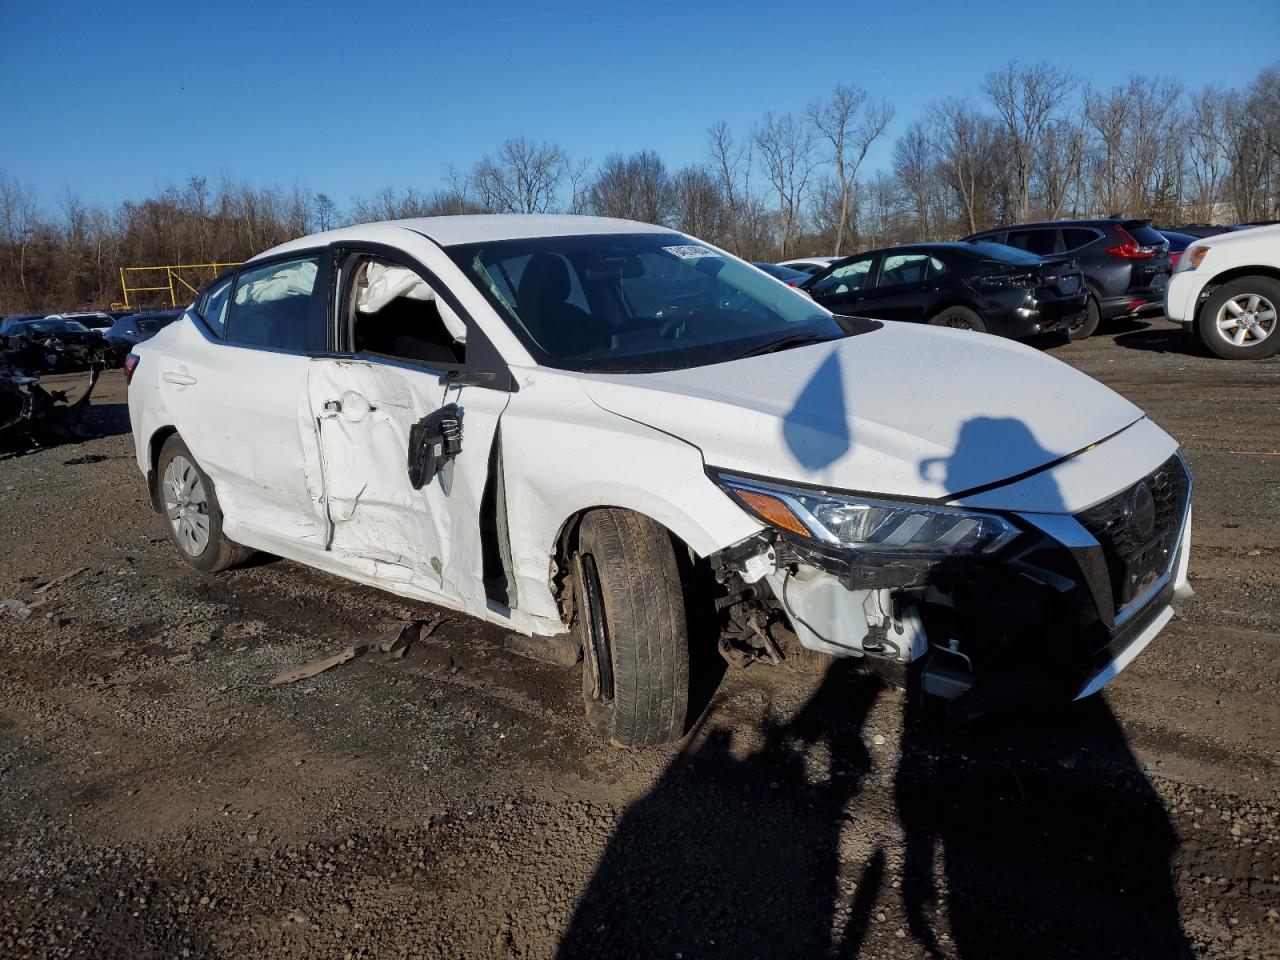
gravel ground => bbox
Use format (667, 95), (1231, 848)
(0, 317), (1277, 959)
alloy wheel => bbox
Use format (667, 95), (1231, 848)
(1215, 293), (1276, 347)
(163, 455), (211, 556)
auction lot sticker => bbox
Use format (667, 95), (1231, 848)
(663, 245), (721, 260)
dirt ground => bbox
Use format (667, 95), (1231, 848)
(0, 317), (1277, 960)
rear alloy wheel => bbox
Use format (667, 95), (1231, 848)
(1068, 296), (1101, 341)
(927, 306), (986, 333)
(156, 434), (253, 573)
(574, 508), (689, 748)
(1198, 277), (1280, 359)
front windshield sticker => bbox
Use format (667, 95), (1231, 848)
(662, 245), (721, 260)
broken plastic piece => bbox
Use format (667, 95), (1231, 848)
(503, 632), (581, 667)
(268, 643), (371, 686)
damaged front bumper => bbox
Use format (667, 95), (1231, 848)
(716, 453), (1193, 711)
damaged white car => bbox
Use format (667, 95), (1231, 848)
(127, 216), (1192, 746)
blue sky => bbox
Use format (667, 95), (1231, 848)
(3, 0), (1277, 210)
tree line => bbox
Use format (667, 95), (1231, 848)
(2, 60), (1277, 313)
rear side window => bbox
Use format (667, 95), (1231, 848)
(227, 256), (323, 352)
(1126, 224), (1167, 247)
(1007, 229), (1060, 256)
(876, 253), (935, 287)
(1063, 228), (1100, 250)
(198, 276), (233, 337)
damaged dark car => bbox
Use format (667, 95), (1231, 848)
(1, 317), (108, 373)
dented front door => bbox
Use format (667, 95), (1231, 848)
(304, 357), (506, 615)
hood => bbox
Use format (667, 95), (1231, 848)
(579, 322), (1144, 502)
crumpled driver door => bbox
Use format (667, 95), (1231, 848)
(303, 356), (506, 616)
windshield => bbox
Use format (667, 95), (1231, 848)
(445, 232), (843, 372)
(26, 319), (90, 334)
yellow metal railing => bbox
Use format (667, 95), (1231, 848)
(114, 262), (240, 309)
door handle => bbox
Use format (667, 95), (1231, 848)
(162, 371), (197, 386)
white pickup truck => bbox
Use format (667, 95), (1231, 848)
(1164, 224), (1280, 359)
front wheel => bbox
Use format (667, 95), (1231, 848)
(1198, 277), (1280, 359)
(927, 306), (986, 333)
(573, 508), (689, 748)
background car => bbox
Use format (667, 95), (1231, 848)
(777, 256), (839, 275)
(1164, 222), (1280, 359)
(1158, 230), (1199, 271)
(0, 313), (45, 335)
(752, 262), (811, 288)
(1, 317), (107, 371)
(802, 241), (1087, 339)
(964, 217), (1173, 339)
(45, 311), (115, 338)
(104, 309), (182, 364)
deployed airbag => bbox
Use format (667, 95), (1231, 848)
(358, 263), (466, 343)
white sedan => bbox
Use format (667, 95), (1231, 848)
(127, 215), (1192, 746)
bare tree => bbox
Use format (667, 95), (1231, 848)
(469, 138), (568, 214)
(672, 164), (727, 245)
(893, 120), (937, 239)
(754, 112), (819, 258)
(927, 98), (1001, 234)
(984, 61), (1075, 221)
(588, 151), (675, 224)
(807, 83), (895, 254)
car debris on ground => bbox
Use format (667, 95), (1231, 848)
(0, 360), (101, 450)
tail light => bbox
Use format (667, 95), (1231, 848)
(123, 352), (140, 384)
(1105, 227), (1159, 259)
(1169, 251), (1182, 270)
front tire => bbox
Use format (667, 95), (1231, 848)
(156, 434), (253, 573)
(927, 306), (986, 333)
(574, 509), (689, 748)
(1198, 277), (1280, 359)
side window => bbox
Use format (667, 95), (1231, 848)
(811, 255), (874, 297)
(1063, 228), (1099, 250)
(198, 275), (233, 338)
(227, 256), (323, 351)
(876, 253), (934, 288)
(346, 255), (465, 366)
(927, 256), (950, 279)
(1006, 229), (1060, 256)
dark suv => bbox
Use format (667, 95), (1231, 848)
(964, 218), (1172, 340)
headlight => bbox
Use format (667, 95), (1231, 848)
(713, 472), (1019, 557)
(1177, 244), (1209, 272)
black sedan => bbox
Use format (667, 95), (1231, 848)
(103, 309), (182, 364)
(1, 318), (108, 372)
(802, 242), (1088, 339)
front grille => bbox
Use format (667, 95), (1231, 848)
(1076, 454), (1190, 615)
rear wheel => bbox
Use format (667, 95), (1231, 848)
(574, 509), (689, 748)
(156, 434), (253, 573)
(927, 306), (986, 333)
(1198, 277), (1280, 359)
(1068, 295), (1101, 341)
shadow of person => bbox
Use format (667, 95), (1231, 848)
(900, 415), (1191, 959)
(897, 696), (1192, 959)
(557, 663), (883, 959)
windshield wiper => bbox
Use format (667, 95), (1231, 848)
(730, 331), (836, 361)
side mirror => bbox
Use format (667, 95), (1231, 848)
(407, 403), (463, 489)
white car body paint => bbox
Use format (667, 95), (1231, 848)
(128, 215), (1192, 705)
(1165, 223), (1280, 328)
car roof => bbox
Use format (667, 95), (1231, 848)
(252, 214), (675, 263)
